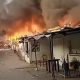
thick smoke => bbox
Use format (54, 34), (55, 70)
(1, 0), (36, 21)
(1, 0), (80, 38)
(41, 0), (80, 28)
(0, 0), (45, 37)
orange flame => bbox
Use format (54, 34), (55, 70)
(59, 15), (80, 27)
(7, 15), (46, 41)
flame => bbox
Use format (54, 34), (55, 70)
(59, 15), (80, 27)
(7, 15), (46, 41)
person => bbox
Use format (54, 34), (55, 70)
(63, 59), (70, 77)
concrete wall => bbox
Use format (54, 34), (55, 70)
(66, 33), (80, 62)
(17, 33), (80, 64)
(31, 37), (51, 62)
(53, 36), (64, 66)
(53, 33), (80, 66)
(18, 42), (30, 63)
(17, 37), (51, 63)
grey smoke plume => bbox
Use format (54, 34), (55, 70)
(0, 0), (42, 37)
(41, 0), (80, 28)
(1, 0), (80, 37)
(1, 0), (36, 20)
(4, 0), (13, 14)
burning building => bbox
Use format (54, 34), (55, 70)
(0, 0), (80, 40)
(0, 0), (79, 65)
(17, 27), (80, 78)
(0, 0), (79, 77)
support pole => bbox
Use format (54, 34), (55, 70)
(34, 39), (38, 70)
(35, 49), (38, 70)
(50, 34), (53, 59)
(50, 34), (56, 79)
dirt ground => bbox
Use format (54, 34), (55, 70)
(0, 49), (79, 80)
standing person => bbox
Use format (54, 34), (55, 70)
(63, 58), (70, 77)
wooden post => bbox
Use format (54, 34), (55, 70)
(50, 34), (56, 79)
(50, 33), (53, 59)
(45, 61), (48, 71)
(34, 39), (38, 70)
(35, 49), (38, 70)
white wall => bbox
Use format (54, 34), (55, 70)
(18, 33), (80, 64)
(53, 37), (64, 66)
(17, 37), (51, 63)
(18, 42), (30, 63)
(53, 33), (80, 66)
(31, 37), (51, 62)
(66, 33), (80, 62)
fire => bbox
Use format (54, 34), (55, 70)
(59, 15), (80, 27)
(7, 15), (46, 41)
(7, 14), (80, 42)
(8, 24), (45, 41)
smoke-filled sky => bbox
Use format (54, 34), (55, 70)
(41, 0), (80, 28)
(0, 0), (42, 37)
(0, 0), (80, 38)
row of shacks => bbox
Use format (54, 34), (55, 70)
(14, 26), (80, 78)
